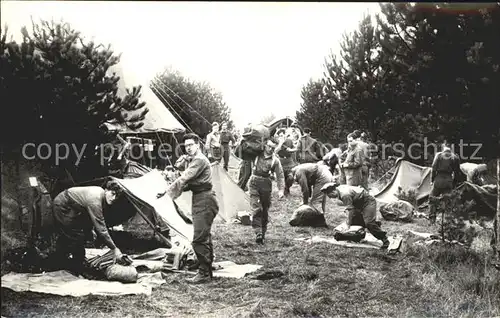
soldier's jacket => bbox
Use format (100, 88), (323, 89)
(431, 150), (462, 182)
(356, 140), (371, 167)
(294, 163), (333, 204)
(336, 184), (372, 213)
(206, 131), (220, 148)
(220, 130), (236, 145)
(53, 186), (116, 249)
(297, 135), (322, 163)
(168, 151), (212, 199)
(252, 153), (285, 192)
(343, 146), (362, 169)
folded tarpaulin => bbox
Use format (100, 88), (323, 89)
(0, 270), (165, 297)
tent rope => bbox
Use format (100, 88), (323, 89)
(150, 80), (210, 149)
(150, 82), (195, 135)
(152, 77), (212, 126)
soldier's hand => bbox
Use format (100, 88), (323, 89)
(278, 191), (284, 199)
(112, 248), (123, 262)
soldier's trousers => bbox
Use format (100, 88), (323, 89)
(348, 197), (387, 241)
(221, 145), (231, 171)
(52, 194), (87, 273)
(280, 157), (296, 195)
(429, 173), (454, 221)
(191, 190), (219, 274)
(238, 160), (252, 191)
(361, 165), (369, 190)
(249, 176), (272, 237)
(309, 173), (331, 214)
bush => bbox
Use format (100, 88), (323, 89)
(395, 186), (417, 207)
(429, 189), (478, 247)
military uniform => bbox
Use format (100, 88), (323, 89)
(342, 146), (363, 186)
(336, 185), (389, 245)
(220, 130), (236, 171)
(168, 151), (219, 278)
(293, 163), (334, 213)
(297, 134), (322, 164)
(52, 186), (117, 272)
(205, 131), (221, 163)
(276, 136), (297, 195)
(249, 152), (284, 243)
(429, 149), (461, 222)
(357, 140), (371, 190)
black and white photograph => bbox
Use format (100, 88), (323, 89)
(1, 1), (499, 317)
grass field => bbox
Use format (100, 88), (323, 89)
(2, 183), (500, 318)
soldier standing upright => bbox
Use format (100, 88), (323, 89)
(248, 138), (285, 244)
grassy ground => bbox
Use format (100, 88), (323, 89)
(2, 183), (500, 318)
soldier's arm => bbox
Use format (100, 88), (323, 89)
(341, 195), (355, 227)
(321, 194), (327, 214)
(344, 149), (362, 169)
(273, 158), (285, 193)
(87, 204), (118, 250)
(296, 171), (310, 204)
(431, 153), (440, 182)
(167, 158), (205, 199)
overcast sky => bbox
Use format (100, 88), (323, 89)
(2, 1), (380, 128)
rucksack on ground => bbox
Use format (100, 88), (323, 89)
(289, 204), (327, 228)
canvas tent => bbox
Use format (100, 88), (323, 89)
(372, 159), (432, 204)
(104, 64), (185, 134)
(372, 159), (497, 219)
(175, 162), (251, 223)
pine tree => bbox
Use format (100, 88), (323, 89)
(0, 20), (147, 182)
(296, 78), (342, 145)
(321, 14), (391, 143)
(152, 68), (233, 139)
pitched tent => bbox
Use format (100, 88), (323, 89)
(104, 64), (185, 134)
(372, 159), (432, 204)
(372, 159), (497, 219)
(175, 162), (251, 223)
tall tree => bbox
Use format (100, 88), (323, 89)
(296, 78), (342, 145)
(0, 20), (147, 182)
(323, 14), (386, 143)
(376, 3), (500, 162)
(151, 68), (233, 139)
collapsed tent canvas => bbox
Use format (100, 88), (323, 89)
(112, 170), (193, 248)
(175, 162), (251, 223)
(373, 159), (432, 204)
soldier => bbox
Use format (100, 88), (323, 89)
(297, 128), (322, 164)
(429, 142), (462, 223)
(219, 122), (236, 171)
(355, 131), (371, 190)
(205, 122), (221, 163)
(158, 133), (219, 283)
(236, 123), (253, 191)
(341, 133), (363, 186)
(321, 182), (390, 249)
(52, 181), (124, 274)
(275, 128), (298, 196)
(291, 162), (335, 214)
(248, 138), (285, 244)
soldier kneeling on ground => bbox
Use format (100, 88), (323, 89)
(321, 181), (390, 249)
